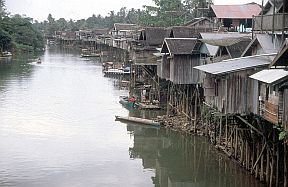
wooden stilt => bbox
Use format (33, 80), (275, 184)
(194, 89), (198, 133)
(284, 144), (287, 187)
(266, 148), (270, 184)
(260, 141), (265, 181)
(256, 144), (260, 178)
(276, 142), (279, 187)
(270, 142), (275, 187)
(225, 115), (228, 145)
(246, 140), (249, 170)
(235, 128), (238, 159)
(219, 117), (222, 145)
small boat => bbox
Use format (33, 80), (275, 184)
(103, 67), (131, 76)
(1, 51), (12, 57)
(119, 96), (136, 109)
(80, 49), (101, 57)
(36, 58), (41, 64)
(115, 116), (161, 127)
(80, 53), (101, 57)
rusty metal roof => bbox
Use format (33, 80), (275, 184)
(250, 69), (288, 84)
(194, 54), (275, 75)
(211, 4), (261, 19)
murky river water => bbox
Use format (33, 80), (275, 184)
(0, 47), (265, 187)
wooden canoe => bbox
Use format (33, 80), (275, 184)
(115, 115), (160, 127)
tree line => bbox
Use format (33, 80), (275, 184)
(35, 0), (212, 36)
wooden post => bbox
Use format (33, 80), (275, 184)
(284, 143), (287, 187)
(186, 85), (189, 121)
(240, 134), (244, 165)
(270, 141), (275, 187)
(276, 142), (279, 187)
(194, 88), (198, 133)
(225, 115), (228, 145)
(235, 128), (238, 159)
(251, 143), (255, 174)
(166, 82), (170, 116)
(282, 0), (286, 43)
(260, 141), (265, 181)
(255, 144), (260, 178)
(219, 116), (222, 145)
(266, 148), (270, 184)
(246, 140), (249, 170)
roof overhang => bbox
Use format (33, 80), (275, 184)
(249, 69), (288, 84)
(194, 54), (276, 75)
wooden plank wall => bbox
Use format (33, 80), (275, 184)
(283, 90), (288, 131)
(204, 71), (258, 114)
(264, 101), (279, 124)
(170, 55), (200, 84)
(254, 14), (288, 31)
(162, 55), (170, 80)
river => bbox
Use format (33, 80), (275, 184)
(0, 47), (265, 187)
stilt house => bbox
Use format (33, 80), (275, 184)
(194, 54), (275, 114)
(210, 3), (261, 32)
(250, 40), (288, 126)
(253, 0), (287, 32)
(159, 38), (201, 84)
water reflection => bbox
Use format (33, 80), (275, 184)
(0, 47), (265, 187)
(127, 125), (264, 187)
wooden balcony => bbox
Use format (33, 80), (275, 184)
(253, 13), (288, 31)
(263, 101), (279, 125)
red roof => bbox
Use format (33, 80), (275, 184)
(211, 4), (261, 19)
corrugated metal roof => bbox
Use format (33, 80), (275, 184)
(249, 69), (288, 84)
(194, 54), (275, 75)
(200, 33), (250, 40)
(200, 33), (251, 47)
(211, 4), (261, 19)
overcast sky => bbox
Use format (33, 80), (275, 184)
(6, 0), (264, 21)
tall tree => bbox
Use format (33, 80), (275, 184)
(46, 14), (58, 36)
(0, 0), (7, 19)
(57, 18), (68, 31)
(140, 0), (185, 27)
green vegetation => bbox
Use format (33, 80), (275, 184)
(0, 0), (44, 53)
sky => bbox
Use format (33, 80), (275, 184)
(6, 0), (265, 22)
